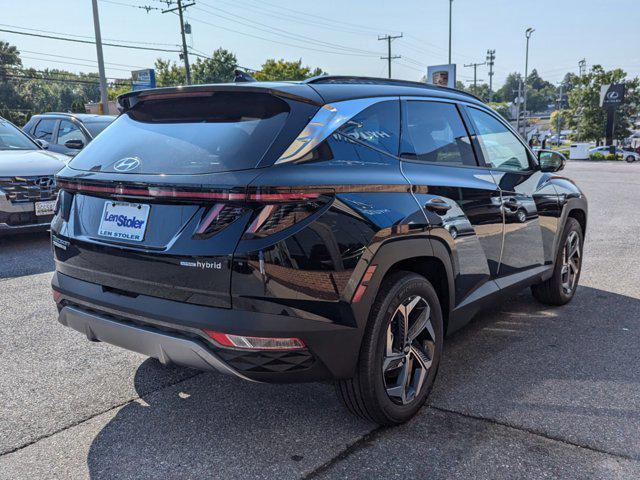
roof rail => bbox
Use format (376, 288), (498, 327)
(304, 75), (482, 101)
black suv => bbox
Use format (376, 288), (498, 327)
(24, 113), (116, 156)
(51, 77), (587, 425)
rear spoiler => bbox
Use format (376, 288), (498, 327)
(117, 83), (324, 112)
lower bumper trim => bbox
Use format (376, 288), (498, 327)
(58, 305), (253, 381)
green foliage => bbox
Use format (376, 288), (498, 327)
(487, 102), (511, 120)
(0, 40), (103, 124)
(495, 72), (522, 104)
(550, 109), (571, 134)
(589, 152), (605, 160)
(154, 58), (186, 87)
(254, 58), (324, 81)
(192, 48), (237, 84)
(567, 65), (639, 143)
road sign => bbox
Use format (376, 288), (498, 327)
(131, 69), (156, 91)
(600, 84), (625, 108)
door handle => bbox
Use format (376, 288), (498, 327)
(502, 198), (520, 209)
(424, 198), (452, 214)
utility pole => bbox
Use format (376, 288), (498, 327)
(448, 0), (453, 64)
(522, 27), (535, 136)
(556, 83), (564, 146)
(162, 0), (195, 85)
(464, 61), (486, 94)
(378, 33), (403, 79)
(91, 0), (109, 115)
(515, 81), (523, 137)
(486, 49), (495, 101)
(578, 58), (586, 77)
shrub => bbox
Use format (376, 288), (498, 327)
(589, 152), (605, 160)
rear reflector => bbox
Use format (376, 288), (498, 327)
(203, 330), (305, 350)
(352, 264), (377, 303)
(52, 289), (62, 303)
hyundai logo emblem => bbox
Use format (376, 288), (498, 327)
(113, 157), (141, 172)
(36, 177), (55, 188)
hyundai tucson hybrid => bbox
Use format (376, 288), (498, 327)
(51, 77), (587, 425)
(0, 117), (67, 235)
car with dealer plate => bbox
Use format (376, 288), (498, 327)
(50, 76), (587, 425)
(0, 117), (68, 235)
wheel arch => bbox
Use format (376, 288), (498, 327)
(353, 237), (455, 335)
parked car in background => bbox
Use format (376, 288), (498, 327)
(0, 117), (68, 234)
(589, 146), (640, 162)
(23, 113), (116, 157)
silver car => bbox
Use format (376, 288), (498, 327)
(0, 118), (68, 235)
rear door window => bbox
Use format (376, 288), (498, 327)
(68, 92), (291, 175)
(401, 101), (476, 166)
(33, 119), (58, 142)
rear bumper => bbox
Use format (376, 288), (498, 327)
(58, 305), (253, 380)
(52, 271), (360, 382)
(0, 221), (50, 235)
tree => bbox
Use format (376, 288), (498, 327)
(254, 59), (324, 81)
(154, 58), (186, 87)
(487, 102), (511, 120)
(495, 72), (522, 104)
(550, 109), (571, 134)
(192, 48), (237, 84)
(567, 65), (639, 143)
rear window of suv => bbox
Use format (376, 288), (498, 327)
(68, 92), (290, 175)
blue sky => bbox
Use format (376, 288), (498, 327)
(2, 0), (639, 88)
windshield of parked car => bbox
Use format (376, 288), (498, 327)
(83, 119), (114, 137)
(68, 92), (290, 174)
(0, 121), (37, 151)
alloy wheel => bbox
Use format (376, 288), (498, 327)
(561, 230), (581, 294)
(382, 295), (436, 405)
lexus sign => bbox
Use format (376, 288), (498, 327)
(600, 84), (625, 108)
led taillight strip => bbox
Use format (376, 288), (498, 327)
(56, 180), (321, 203)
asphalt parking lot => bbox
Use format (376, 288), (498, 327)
(1, 161), (640, 479)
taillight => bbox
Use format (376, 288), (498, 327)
(195, 203), (245, 238)
(203, 330), (305, 350)
(244, 202), (320, 238)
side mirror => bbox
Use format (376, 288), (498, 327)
(64, 139), (85, 150)
(34, 139), (49, 150)
(538, 149), (566, 172)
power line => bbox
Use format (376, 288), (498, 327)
(185, 16), (379, 58)
(20, 50), (148, 70)
(195, 2), (381, 56)
(98, 0), (161, 12)
(0, 27), (182, 54)
(0, 23), (179, 47)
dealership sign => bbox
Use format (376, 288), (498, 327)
(600, 84), (625, 108)
(131, 69), (157, 91)
(426, 64), (457, 89)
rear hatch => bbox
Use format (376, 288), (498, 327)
(53, 86), (322, 308)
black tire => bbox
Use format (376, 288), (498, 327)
(516, 208), (527, 223)
(531, 217), (583, 306)
(336, 271), (444, 426)
(626, 155), (636, 163)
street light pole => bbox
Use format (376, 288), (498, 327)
(448, 0), (453, 64)
(522, 27), (535, 136)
